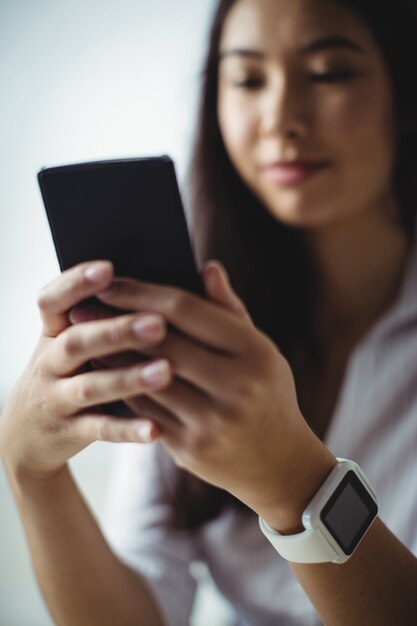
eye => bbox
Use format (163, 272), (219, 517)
(309, 70), (356, 83)
(232, 77), (264, 90)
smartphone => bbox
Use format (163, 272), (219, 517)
(38, 155), (204, 296)
(37, 155), (204, 417)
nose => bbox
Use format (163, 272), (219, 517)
(259, 75), (309, 140)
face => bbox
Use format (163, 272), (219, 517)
(217, 0), (398, 230)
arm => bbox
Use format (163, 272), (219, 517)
(5, 462), (165, 626)
(90, 261), (417, 625)
(291, 518), (417, 626)
(260, 447), (417, 626)
(0, 260), (180, 626)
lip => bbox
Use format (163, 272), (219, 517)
(262, 160), (330, 185)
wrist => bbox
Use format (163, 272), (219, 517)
(3, 456), (69, 496)
(257, 431), (338, 535)
(259, 458), (379, 564)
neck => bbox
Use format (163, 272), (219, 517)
(300, 209), (411, 357)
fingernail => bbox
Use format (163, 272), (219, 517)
(205, 261), (227, 282)
(132, 316), (163, 341)
(216, 262), (229, 282)
(134, 422), (154, 442)
(203, 261), (218, 274)
(85, 264), (111, 284)
(140, 360), (170, 386)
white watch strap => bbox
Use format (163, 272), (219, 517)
(258, 516), (339, 563)
(258, 458), (377, 564)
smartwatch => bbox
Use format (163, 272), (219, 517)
(258, 458), (378, 564)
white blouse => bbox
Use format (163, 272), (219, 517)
(103, 233), (417, 626)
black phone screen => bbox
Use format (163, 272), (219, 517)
(38, 155), (204, 296)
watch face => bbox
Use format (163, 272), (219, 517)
(320, 470), (378, 555)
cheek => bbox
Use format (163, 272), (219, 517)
(218, 94), (256, 166)
(320, 86), (395, 188)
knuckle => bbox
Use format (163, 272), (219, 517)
(95, 418), (108, 441)
(245, 378), (264, 405)
(118, 422), (134, 442)
(63, 377), (89, 408)
(103, 319), (124, 347)
(60, 330), (82, 358)
(120, 369), (136, 393)
(77, 379), (96, 404)
(240, 328), (259, 354)
(174, 408), (227, 470)
(187, 429), (212, 458)
(164, 291), (187, 318)
(37, 286), (50, 310)
(231, 377), (263, 411)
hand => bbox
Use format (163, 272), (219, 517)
(90, 261), (333, 524)
(0, 261), (177, 482)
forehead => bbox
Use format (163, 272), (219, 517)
(219, 0), (376, 56)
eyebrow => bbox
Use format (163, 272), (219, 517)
(300, 35), (366, 55)
(219, 35), (366, 60)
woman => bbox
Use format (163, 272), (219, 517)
(1, 0), (417, 624)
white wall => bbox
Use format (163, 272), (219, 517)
(0, 1), (235, 624)
(0, 0), (214, 400)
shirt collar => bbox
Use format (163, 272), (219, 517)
(368, 221), (417, 343)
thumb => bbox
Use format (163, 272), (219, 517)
(201, 260), (253, 324)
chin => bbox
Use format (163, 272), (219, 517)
(261, 192), (333, 229)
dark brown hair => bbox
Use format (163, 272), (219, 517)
(162, 0), (417, 531)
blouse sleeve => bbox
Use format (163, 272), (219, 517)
(101, 441), (201, 626)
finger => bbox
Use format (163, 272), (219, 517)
(87, 355), (209, 433)
(49, 312), (166, 376)
(130, 327), (240, 403)
(90, 359), (183, 433)
(55, 358), (174, 413)
(96, 278), (250, 355)
(69, 303), (122, 324)
(38, 261), (114, 337)
(121, 393), (183, 435)
(73, 413), (161, 445)
(145, 376), (215, 429)
(202, 261), (253, 325)
(90, 353), (212, 432)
